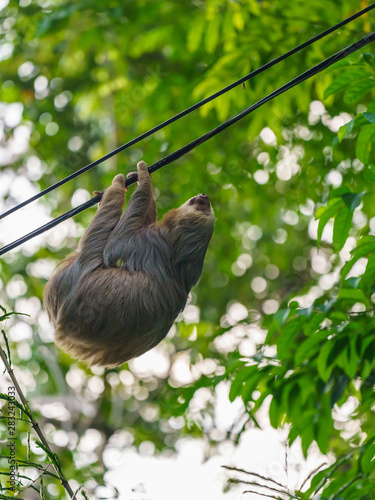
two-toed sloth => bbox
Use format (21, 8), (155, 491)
(44, 161), (214, 367)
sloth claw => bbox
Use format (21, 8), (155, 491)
(126, 171), (138, 182)
(137, 161), (148, 172)
(113, 174), (126, 186)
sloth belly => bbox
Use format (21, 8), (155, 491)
(54, 267), (185, 367)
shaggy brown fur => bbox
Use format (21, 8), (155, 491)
(43, 161), (215, 367)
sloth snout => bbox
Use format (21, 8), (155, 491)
(190, 193), (209, 201)
(195, 193), (210, 203)
(189, 193), (211, 211)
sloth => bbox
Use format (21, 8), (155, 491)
(44, 161), (215, 367)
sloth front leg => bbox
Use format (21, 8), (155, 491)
(124, 161), (157, 228)
(78, 174), (127, 272)
(103, 161), (157, 266)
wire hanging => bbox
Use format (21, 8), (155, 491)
(1, 32), (374, 256)
(0, 2), (374, 221)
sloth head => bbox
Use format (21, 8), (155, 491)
(161, 194), (215, 292)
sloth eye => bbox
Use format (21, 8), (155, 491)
(116, 259), (125, 267)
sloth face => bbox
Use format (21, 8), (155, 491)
(178, 194), (214, 219)
(187, 193), (211, 213)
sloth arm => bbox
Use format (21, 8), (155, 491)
(104, 161), (157, 266)
(77, 174), (126, 273)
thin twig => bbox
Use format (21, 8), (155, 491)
(312, 453), (353, 494)
(222, 466), (288, 490)
(242, 490), (281, 499)
(0, 471), (41, 493)
(0, 346), (75, 498)
(299, 462), (327, 490)
(0, 460), (58, 480)
(332, 475), (363, 499)
(20, 465), (54, 494)
(1, 330), (11, 365)
(0, 415), (31, 423)
(0, 493), (28, 499)
(228, 479), (297, 499)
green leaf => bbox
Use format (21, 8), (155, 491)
(302, 312), (326, 336)
(288, 425), (299, 446)
(327, 337), (348, 367)
(356, 124), (375, 164)
(347, 336), (359, 379)
(308, 466), (330, 493)
(342, 191), (364, 211)
(324, 69), (372, 99)
(289, 301), (299, 310)
(265, 308), (290, 344)
(359, 254), (375, 293)
(362, 52), (375, 64)
(286, 383), (301, 424)
(187, 18), (205, 52)
(332, 207), (353, 251)
(298, 376), (316, 405)
(344, 79), (375, 104)
(315, 394), (332, 454)
(229, 365), (259, 402)
(361, 359), (373, 380)
(241, 373), (261, 403)
(330, 374), (350, 406)
(364, 112), (375, 123)
(315, 198), (343, 245)
(0, 392), (31, 417)
(215, 92), (231, 121)
(337, 119), (354, 142)
(360, 335), (374, 357)
(341, 237), (375, 278)
(328, 311), (348, 322)
(277, 317), (306, 360)
(362, 340), (375, 364)
(205, 17), (220, 53)
(269, 396), (282, 428)
(317, 340), (335, 382)
(364, 164), (375, 182)
(337, 288), (368, 304)
(232, 11), (245, 31)
(250, 391), (268, 415)
(178, 323), (196, 338)
(353, 112), (375, 130)
(295, 330), (328, 365)
(347, 276), (361, 288)
(297, 306), (313, 318)
(328, 186), (351, 200)
(301, 423), (314, 457)
(361, 442), (375, 473)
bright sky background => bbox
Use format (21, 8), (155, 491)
(103, 403), (327, 500)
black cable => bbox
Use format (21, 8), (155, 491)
(1, 3), (374, 222)
(1, 32), (374, 257)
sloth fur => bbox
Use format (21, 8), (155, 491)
(43, 161), (215, 367)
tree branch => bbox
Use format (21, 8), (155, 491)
(0, 346), (75, 498)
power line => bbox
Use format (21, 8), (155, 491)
(0, 3), (374, 221)
(1, 32), (374, 257)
